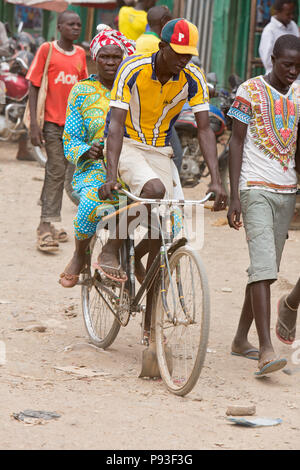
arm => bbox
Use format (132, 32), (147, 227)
(194, 110), (227, 210)
(98, 107), (128, 201)
(28, 83), (43, 147)
(26, 43), (49, 147)
(227, 118), (247, 230)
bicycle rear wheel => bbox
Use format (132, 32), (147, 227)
(155, 245), (210, 396)
(81, 235), (121, 349)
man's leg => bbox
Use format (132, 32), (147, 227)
(274, 193), (298, 344)
(237, 190), (288, 372)
(100, 140), (174, 280)
(98, 178), (165, 281)
(250, 279), (275, 369)
(285, 278), (300, 310)
(38, 122), (67, 248)
(231, 284), (259, 359)
(134, 238), (148, 284)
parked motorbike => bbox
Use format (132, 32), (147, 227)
(0, 49), (33, 142)
(0, 21), (38, 143)
(0, 27), (78, 206)
(175, 73), (242, 191)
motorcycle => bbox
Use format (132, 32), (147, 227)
(0, 22), (37, 143)
(0, 27), (79, 206)
(0, 49), (33, 142)
(175, 72), (242, 191)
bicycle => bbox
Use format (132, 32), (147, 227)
(80, 188), (211, 396)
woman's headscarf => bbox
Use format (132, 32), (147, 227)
(90, 25), (136, 61)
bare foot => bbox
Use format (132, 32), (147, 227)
(231, 339), (259, 359)
(255, 348), (287, 376)
(37, 222), (52, 236)
(37, 222), (59, 252)
(59, 252), (87, 288)
(64, 252), (87, 276)
(257, 348), (277, 371)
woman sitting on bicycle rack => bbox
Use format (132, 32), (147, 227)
(59, 27), (135, 288)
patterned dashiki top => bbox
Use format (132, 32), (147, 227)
(228, 76), (299, 193)
(63, 75), (111, 192)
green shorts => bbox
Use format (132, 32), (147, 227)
(240, 189), (296, 284)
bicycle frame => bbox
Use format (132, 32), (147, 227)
(97, 188), (213, 328)
(82, 189), (212, 394)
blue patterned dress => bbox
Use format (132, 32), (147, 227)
(63, 75), (119, 240)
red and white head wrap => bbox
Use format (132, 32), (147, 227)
(90, 25), (136, 61)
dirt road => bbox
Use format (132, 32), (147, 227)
(0, 141), (299, 450)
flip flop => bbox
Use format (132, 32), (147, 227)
(276, 296), (297, 345)
(93, 262), (128, 283)
(37, 231), (59, 253)
(231, 348), (259, 361)
(54, 228), (68, 243)
(254, 358), (287, 378)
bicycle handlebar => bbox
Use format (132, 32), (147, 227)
(120, 188), (214, 206)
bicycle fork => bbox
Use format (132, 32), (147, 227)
(160, 246), (193, 326)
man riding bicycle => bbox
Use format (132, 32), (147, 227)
(97, 19), (227, 338)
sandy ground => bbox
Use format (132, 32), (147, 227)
(0, 140), (299, 451)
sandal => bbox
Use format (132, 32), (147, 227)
(59, 255), (88, 288)
(51, 226), (69, 243)
(93, 262), (128, 283)
(231, 348), (259, 361)
(276, 295), (297, 345)
(37, 231), (59, 253)
(254, 358), (287, 377)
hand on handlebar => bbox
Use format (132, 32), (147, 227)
(98, 180), (122, 201)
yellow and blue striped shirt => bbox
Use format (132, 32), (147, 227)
(110, 52), (210, 147)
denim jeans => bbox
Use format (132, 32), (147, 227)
(40, 121), (75, 223)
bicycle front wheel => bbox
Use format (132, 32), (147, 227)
(155, 245), (210, 396)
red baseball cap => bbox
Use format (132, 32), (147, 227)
(161, 18), (199, 56)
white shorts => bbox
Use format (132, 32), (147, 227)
(118, 137), (176, 198)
